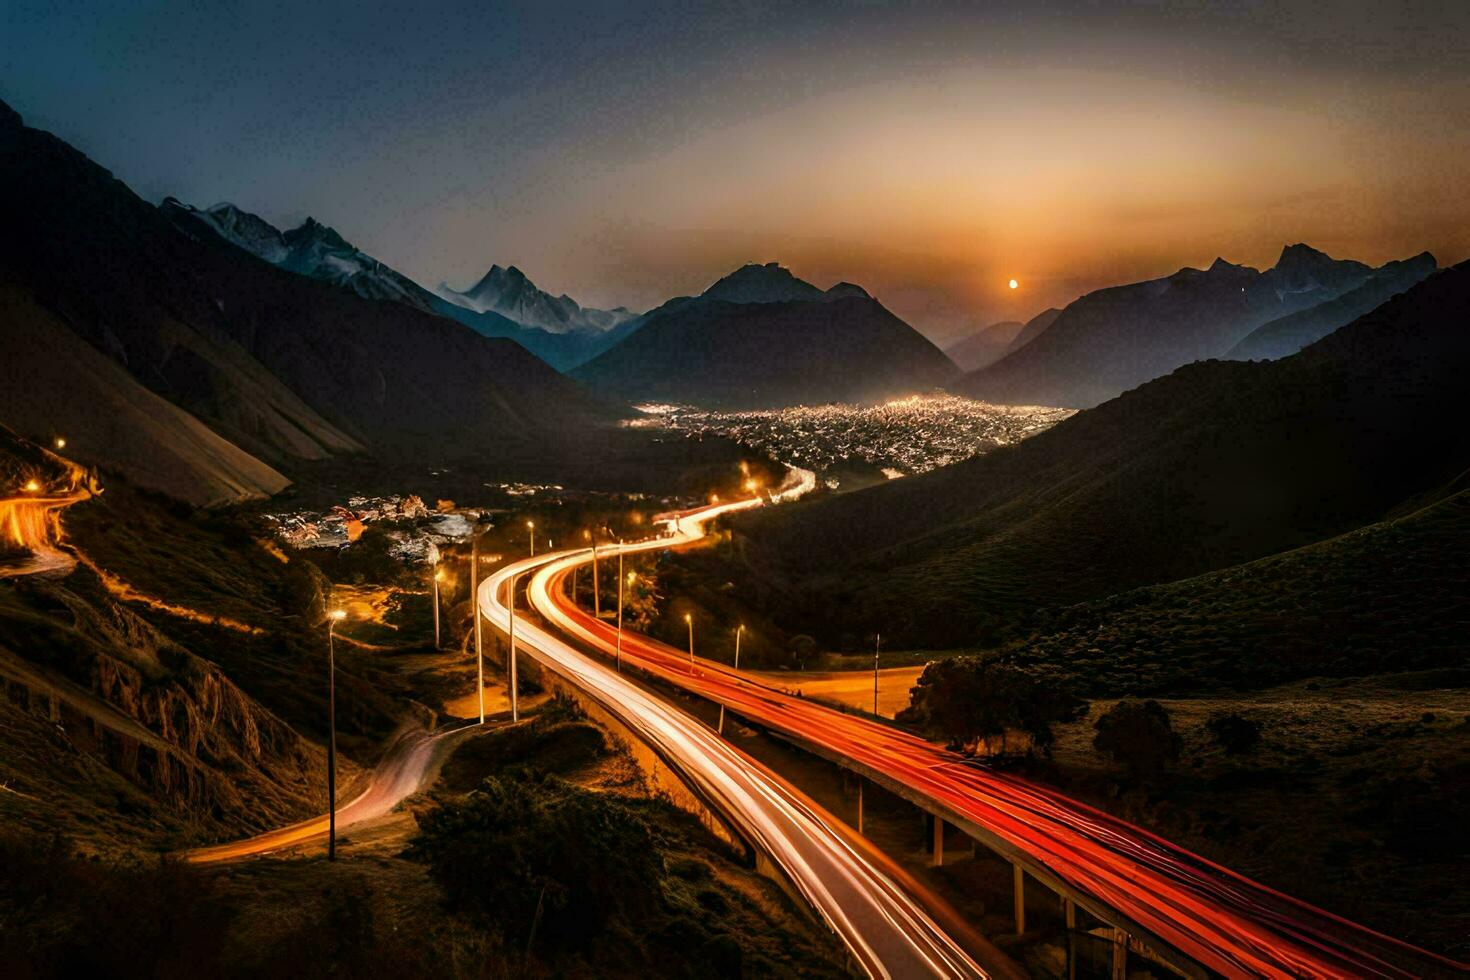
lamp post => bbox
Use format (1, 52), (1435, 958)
(873, 633), (881, 717)
(526, 520), (535, 557)
(472, 537), (484, 724)
(685, 613), (695, 674)
(616, 545), (627, 672)
(506, 572), (520, 722)
(719, 624), (744, 735)
(591, 530), (601, 619)
(431, 565), (443, 650)
(326, 608), (347, 860)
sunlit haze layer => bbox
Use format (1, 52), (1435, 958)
(6, 1), (1468, 340)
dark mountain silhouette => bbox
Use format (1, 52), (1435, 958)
(729, 261), (1470, 646)
(0, 100), (617, 503)
(1227, 252), (1437, 361)
(954, 245), (1395, 408)
(572, 281), (958, 407)
(944, 320), (1024, 372)
(700, 262), (868, 304)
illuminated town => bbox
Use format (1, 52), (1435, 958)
(634, 395), (1075, 482)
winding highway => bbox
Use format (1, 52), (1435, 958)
(520, 486), (1467, 980)
(479, 527), (999, 978)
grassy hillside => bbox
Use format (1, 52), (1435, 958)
(1003, 485), (1470, 695)
(719, 262), (1470, 649)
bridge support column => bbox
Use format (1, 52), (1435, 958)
(931, 815), (944, 867)
(1063, 899), (1077, 980)
(1111, 927), (1128, 980)
(1013, 864), (1026, 935)
(856, 779), (864, 834)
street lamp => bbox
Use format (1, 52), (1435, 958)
(53, 437), (66, 450)
(618, 564), (634, 674)
(719, 624), (745, 735)
(431, 565), (444, 650)
(506, 572), (520, 722)
(526, 520), (535, 557)
(326, 608), (347, 861)
(684, 613), (695, 674)
(472, 537), (484, 724)
(873, 633), (882, 717)
(588, 528), (601, 619)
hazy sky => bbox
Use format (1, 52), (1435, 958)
(5, 1), (1469, 341)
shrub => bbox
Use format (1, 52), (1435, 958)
(1093, 699), (1181, 779)
(411, 772), (663, 954)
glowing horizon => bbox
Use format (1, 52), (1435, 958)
(6, 1), (1468, 342)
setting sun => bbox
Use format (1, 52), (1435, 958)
(1008, 279), (1019, 290)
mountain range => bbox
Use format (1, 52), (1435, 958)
(1226, 252), (1437, 361)
(954, 245), (1436, 408)
(162, 200), (631, 371)
(438, 263), (634, 334)
(728, 260), (1470, 646)
(572, 263), (958, 407)
(0, 100), (616, 505)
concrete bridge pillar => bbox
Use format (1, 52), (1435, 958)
(1111, 926), (1128, 980)
(1064, 898), (1077, 980)
(1013, 864), (1026, 935)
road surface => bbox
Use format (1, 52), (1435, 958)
(479, 511), (1001, 977)
(529, 495), (1466, 980)
(184, 725), (472, 864)
(0, 490), (87, 578)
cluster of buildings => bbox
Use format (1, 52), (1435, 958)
(267, 494), (482, 563)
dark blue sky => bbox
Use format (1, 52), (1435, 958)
(6, 1), (1468, 338)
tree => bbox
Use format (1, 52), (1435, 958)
(1206, 713), (1262, 755)
(788, 634), (818, 669)
(1093, 699), (1181, 780)
(900, 657), (1084, 757)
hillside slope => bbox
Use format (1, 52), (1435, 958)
(0, 106), (361, 472)
(574, 294), (958, 408)
(729, 262), (1470, 646)
(1005, 483), (1470, 695)
(0, 278), (289, 505)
